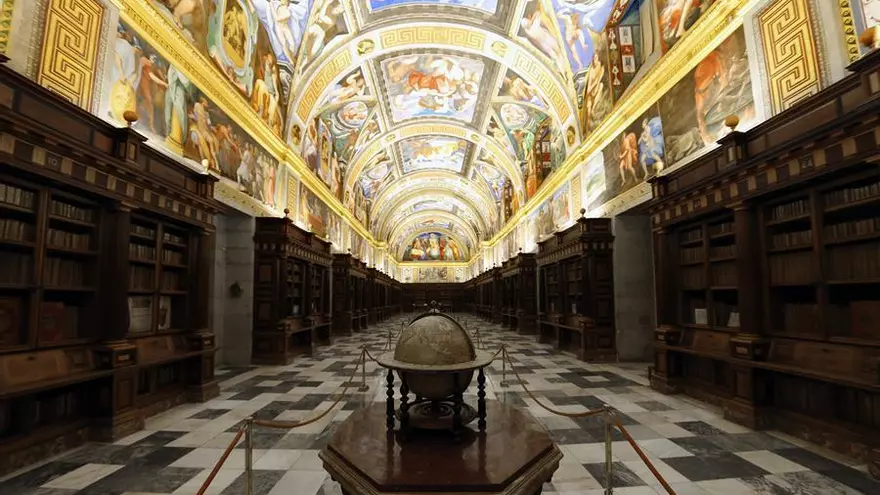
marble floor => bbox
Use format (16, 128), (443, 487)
(1, 314), (878, 495)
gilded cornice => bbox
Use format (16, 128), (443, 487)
(109, 0), (378, 247)
(343, 120), (523, 195)
(291, 21), (576, 130)
(484, 0), (763, 247)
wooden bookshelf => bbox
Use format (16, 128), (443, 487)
(332, 254), (369, 336)
(253, 213), (333, 364)
(536, 216), (615, 361)
(499, 253), (537, 334)
(0, 62), (220, 476)
(648, 51), (880, 475)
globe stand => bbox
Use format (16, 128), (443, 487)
(385, 367), (488, 442)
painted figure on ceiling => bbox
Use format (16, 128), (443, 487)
(164, 65), (192, 153)
(137, 55), (169, 134)
(617, 131), (639, 187)
(302, 0), (345, 61)
(252, 52), (283, 135)
(191, 96), (222, 170)
(520, 0), (567, 70)
(584, 51), (610, 128)
(638, 116), (665, 177)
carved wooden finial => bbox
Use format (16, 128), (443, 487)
(283, 208), (290, 218)
(518, 247), (523, 252)
(122, 110), (139, 127)
(725, 115), (740, 131)
(580, 208), (586, 217)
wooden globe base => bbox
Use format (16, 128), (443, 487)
(385, 366), (489, 441)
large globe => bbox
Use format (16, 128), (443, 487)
(393, 312), (476, 400)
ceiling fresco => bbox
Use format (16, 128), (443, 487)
(142, 0), (667, 261)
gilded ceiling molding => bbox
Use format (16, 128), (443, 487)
(837, 0), (860, 63)
(291, 22), (576, 130)
(485, 0), (763, 247)
(388, 211), (481, 249)
(375, 188), (490, 238)
(343, 120), (523, 196)
(0, 0), (15, 54)
(109, 0), (378, 247)
(371, 171), (497, 226)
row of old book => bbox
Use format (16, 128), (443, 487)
(0, 182), (36, 210)
(43, 257), (87, 287)
(49, 199), (93, 223)
(46, 228), (91, 251)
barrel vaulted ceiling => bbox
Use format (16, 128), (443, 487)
(147, 0), (640, 261)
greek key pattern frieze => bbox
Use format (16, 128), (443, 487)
(512, 51), (570, 122)
(37, 0), (104, 109)
(759, 0), (821, 114)
(296, 50), (353, 122)
(379, 26), (485, 51)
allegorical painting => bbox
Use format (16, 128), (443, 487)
(580, 3), (643, 128)
(656, 0), (717, 52)
(657, 27), (754, 167)
(583, 151), (607, 212)
(530, 184), (570, 238)
(399, 136), (468, 174)
(299, 182), (331, 238)
(151, 0), (288, 137)
(472, 161), (505, 201)
(497, 69), (549, 110)
(380, 53), (484, 123)
(316, 67), (370, 111)
(519, 0), (568, 73)
(402, 233), (466, 261)
(357, 150), (393, 199)
(419, 266), (450, 283)
(486, 114), (518, 158)
(297, 0), (348, 74)
(492, 102), (558, 200)
(368, 0), (497, 13)
(601, 105), (664, 200)
(109, 21), (283, 209)
(549, 0), (616, 79)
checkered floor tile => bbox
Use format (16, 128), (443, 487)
(1, 314), (877, 494)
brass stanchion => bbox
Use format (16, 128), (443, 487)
(604, 405), (614, 495)
(360, 348), (368, 391)
(245, 417), (254, 495)
(501, 346), (507, 386)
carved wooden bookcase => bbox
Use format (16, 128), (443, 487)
(252, 215), (332, 364)
(536, 217), (616, 361)
(332, 254), (369, 335)
(648, 51), (880, 476)
(499, 252), (538, 334)
(0, 64), (222, 475)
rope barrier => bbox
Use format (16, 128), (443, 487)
(501, 347), (604, 418)
(196, 426), (245, 495)
(254, 347), (367, 430)
(614, 416), (676, 495)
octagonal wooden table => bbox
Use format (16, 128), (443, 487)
(320, 401), (562, 495)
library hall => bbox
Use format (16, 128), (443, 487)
(0, 0), (880, 494)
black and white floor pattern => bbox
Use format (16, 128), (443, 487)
(1, 313), (878, 494)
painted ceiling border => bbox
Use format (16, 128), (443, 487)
(483, 0), (766, 247)
(109, 0), (379, 248)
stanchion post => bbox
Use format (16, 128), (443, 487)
(604, 405), (613, 495)
(245, 417), (254, 495)
(501, 346), (506, 386)
(360, 348), (368, 391)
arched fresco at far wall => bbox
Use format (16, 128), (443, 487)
(400, 232), (467, 262)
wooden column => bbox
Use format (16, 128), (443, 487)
(187, 228), (218, 402)
(94, 203), (137, 370)
(726, 203), (770, 429)
(729, 203), (769, 359)
(651, 227), (681, 394)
